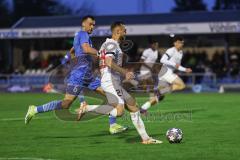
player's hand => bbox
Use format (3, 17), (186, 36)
(175, 64), (180, 69)
(97, 51), (101, 57)
(61, 52), (71, 65)
(125, 72), (135, 80)
(186, 68), (192, 73)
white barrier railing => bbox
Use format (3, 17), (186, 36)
(0, 73), (218, 87)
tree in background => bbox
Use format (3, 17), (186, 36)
(74, 1), (95, 16)
(213, 0), (240, 10)
(0, 0), (96, 28)
(12, 0), (71, 22)
(172, 0), (207, 12)
(0, 0), (11, 28)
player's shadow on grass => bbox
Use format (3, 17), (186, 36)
(86, 127), (136, 138)
(35, 135), (85, 139)
(87, 128), (165, 144)
(124, 133), (164, 144)
(35, 135), (106, 144)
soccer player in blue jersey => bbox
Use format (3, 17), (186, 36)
(24, 16), (127, 134)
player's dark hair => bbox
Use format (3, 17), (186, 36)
(149, 40), (158, 45)
(111, 21), (125, 31)
(173, 36), (184, 43)
(81, 15), (95, 23)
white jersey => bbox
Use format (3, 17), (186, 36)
(160, 47), (183, 73)
(158, 47), (186, 83)
(99, 38), (123, 77)
(99, 38), (131, 105)
(140, 48), (158, 75)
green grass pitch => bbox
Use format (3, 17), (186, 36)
(0, 93), (240, 160)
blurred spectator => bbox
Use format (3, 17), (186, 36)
(4, 47), (240, 82)
(211, 51), (228, 78)
(229, 51), (240, 78)
(29, 50), (41, 69)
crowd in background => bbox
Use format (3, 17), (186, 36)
(0, 42), (238, 85)
(19, 49), (240, 79)
(182, 50), (240, 79)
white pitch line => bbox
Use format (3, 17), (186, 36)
(0, 158), (56, 160)
(0, 117), (53, 122)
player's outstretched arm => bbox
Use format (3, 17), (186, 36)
(105, 56), (134, 80)
(175, 64), (192, 73)
(185, 68), (192, 73)
(160, 53), (176, 67)
(160, 54), (192, 73)
(61, 47), (76, 65)
(82, 43), (98, 56)
(69, 47), (75, 59)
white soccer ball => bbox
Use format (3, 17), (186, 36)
(170, 33), (175, 37)
(166, 128), (183, 143)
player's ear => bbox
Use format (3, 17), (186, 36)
(82, 22), (85, 28)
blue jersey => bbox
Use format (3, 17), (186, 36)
(73, 31), (93, 70)
(73, 31), (92, 57)
(67, 31), (95, 86)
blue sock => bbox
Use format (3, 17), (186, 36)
(78, 94), (85, 103)
(36, 100), (62, 113)
(109, 115), (116, 126)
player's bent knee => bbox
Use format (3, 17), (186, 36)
(125, 97), (139, 112)
(116, 105), (124, 117)
(126, 104), (139, 113)
(62, 94), (76, 109)
(179, 83), (186, 90)
(61, 100), (73, 109)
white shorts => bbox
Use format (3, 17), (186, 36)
(138, 70), (152, 80)
(159, 69), (178, 84)
(101, 72), (132, 105)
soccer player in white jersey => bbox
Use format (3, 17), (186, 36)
(138, 41), (159, 91)
(141, 36), (192, 112)
(80, 21), (162, 144)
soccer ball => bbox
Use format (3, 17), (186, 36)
(166, 128), (183, 143)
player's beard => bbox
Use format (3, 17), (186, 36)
(86, 27), (94, 34)
(88, 29), (93, 34)
(119, 35), (126, 42)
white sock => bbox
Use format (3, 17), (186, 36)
(34, 107), (38, 114)
(86, 105), (100, 112)
(86, 105), (115, 115)
(130, 111), (150, 141)
(141, 101), (151, 110)
(109, 108), (118, 117)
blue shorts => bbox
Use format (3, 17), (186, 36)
(66, 69), (101, 96)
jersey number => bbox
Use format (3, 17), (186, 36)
(116, 89), (122, 97)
